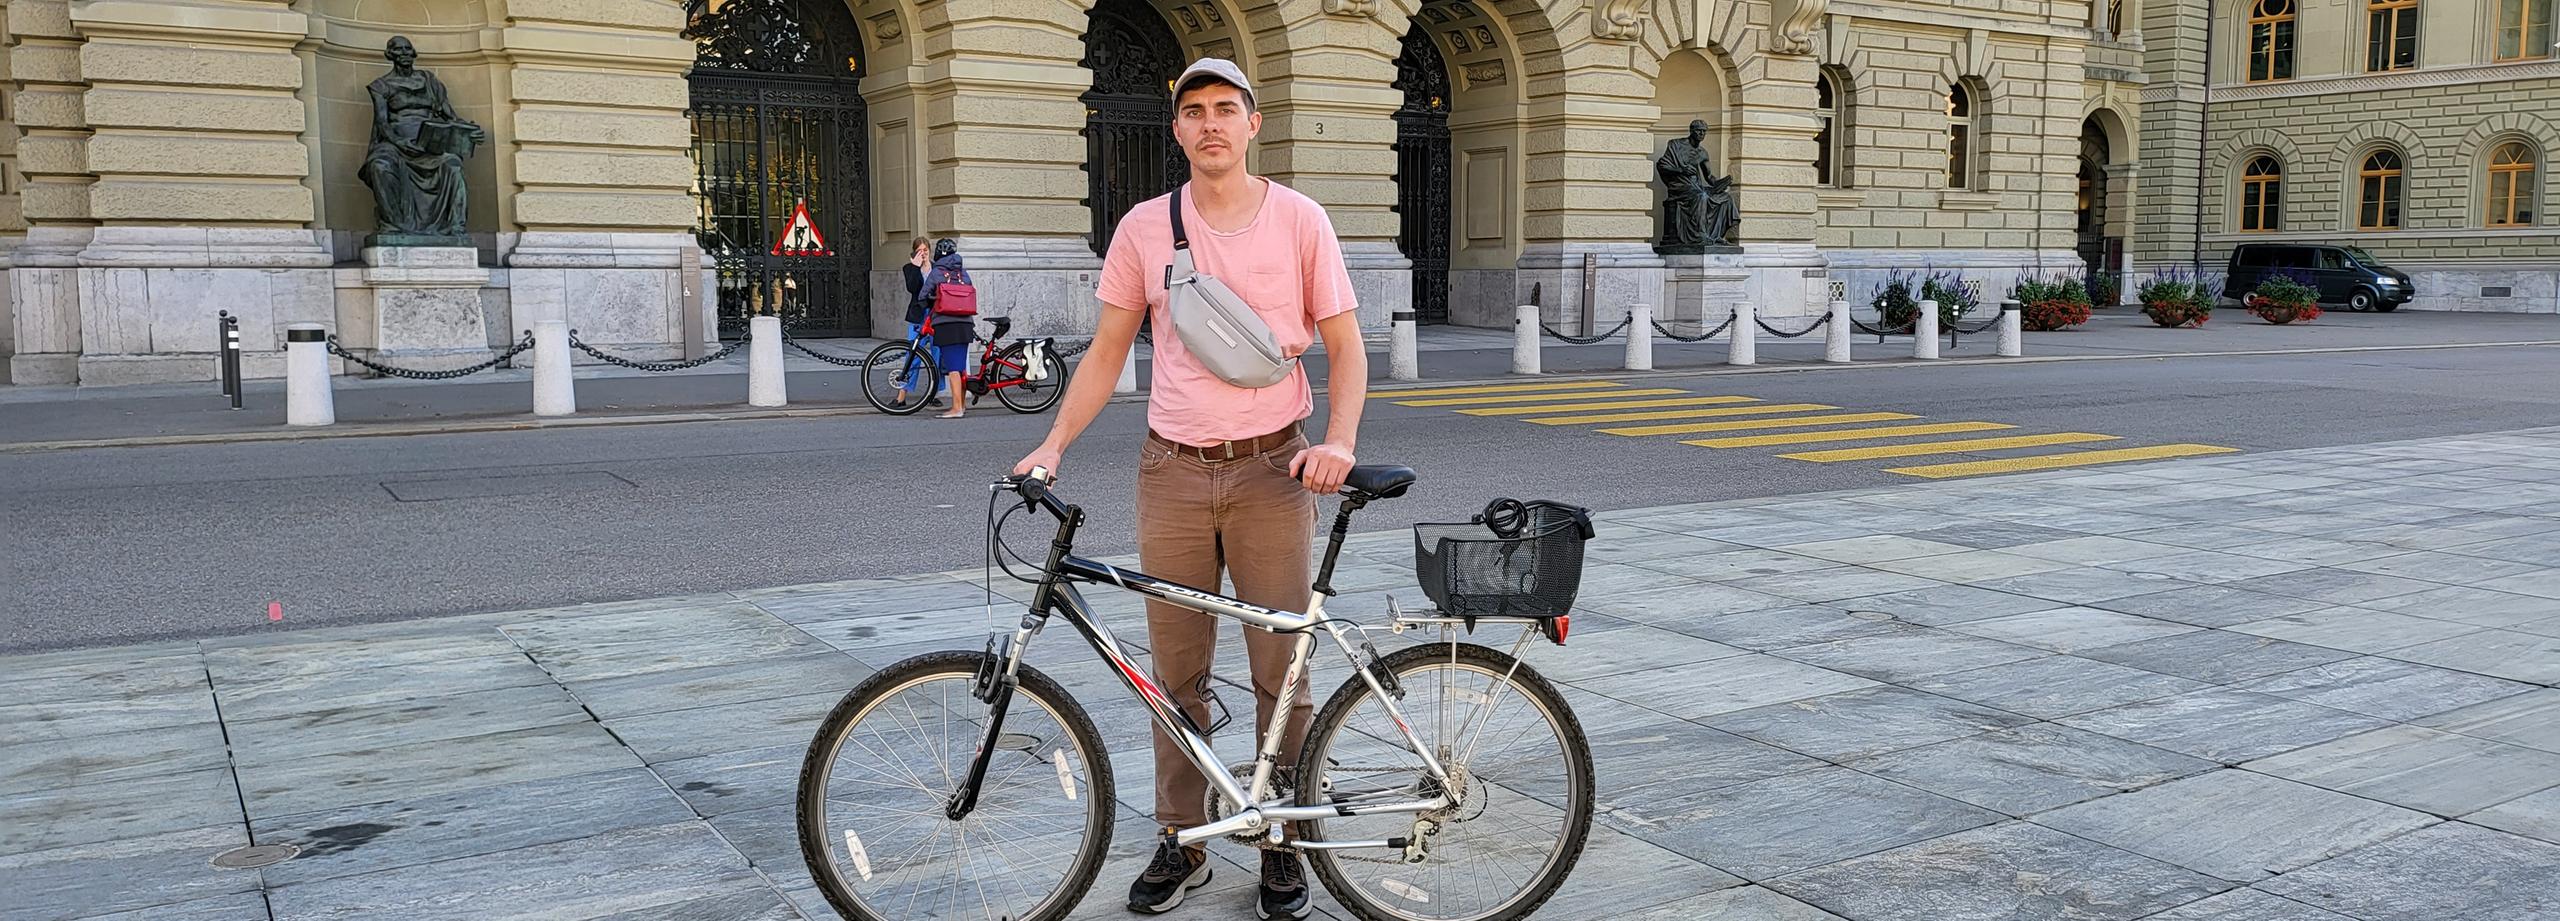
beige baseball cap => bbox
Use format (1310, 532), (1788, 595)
(1174, 57), (1254, 108)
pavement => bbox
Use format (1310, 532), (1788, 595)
(6, 428), (2559, 921)
(4, 309), (2556, 450)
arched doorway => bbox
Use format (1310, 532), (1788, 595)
(2077, 116), (2116, 302)
(1081, 0), (1188, 254)
(1393, 24), (1454, 325)
(685, 0), (873, 336)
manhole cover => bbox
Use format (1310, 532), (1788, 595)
(211, 843), (298, 869)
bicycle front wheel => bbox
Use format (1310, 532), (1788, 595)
(1297, 641), (1594, 921)
(992, 343), (1070, 414)
(797, 651), (1113, 921)
(860, 342), (938, 415)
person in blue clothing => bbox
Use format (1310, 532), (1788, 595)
(899, 237), (945, 409)
(919, 239), (975, 419)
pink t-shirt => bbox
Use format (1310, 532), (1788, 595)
(1097, 178), (1359, 447)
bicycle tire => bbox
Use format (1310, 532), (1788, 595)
(994, 342), (1071, 414)
(860, 341), (937, 415)
(797, 651), (1114, 921)
(1297, 642), (1594, 921)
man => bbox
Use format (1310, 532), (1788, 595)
(1012, 57), (1365, 920)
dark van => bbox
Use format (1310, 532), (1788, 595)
(2225, 243), (2415, 312)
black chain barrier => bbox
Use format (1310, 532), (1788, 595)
(1052, 339), (1093, 358)
(568, 330), (746, 372)
(781, 336), (867, 368)
(1951, 313), (2004, 335)
(1849, 313), (1917, 339)
(1651, 314), (1736, 342)
(1538, 317), (1631, 345)
(325, 332), (534, 381)
(1755, 314), (1830, 338)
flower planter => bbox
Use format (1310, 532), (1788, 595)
(2143, 300), (2209, 328)
(2245, 295), (2321, 325)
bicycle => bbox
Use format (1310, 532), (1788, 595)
(860, 315), (1070, 415)
(795, 465), (1598, 921)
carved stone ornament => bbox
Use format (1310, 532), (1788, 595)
(1772, 0), (1828, 55)
(1462, 60), (1506, 87)
(1321, 0), (1378, 17)
(1593, 0), (1649, 41)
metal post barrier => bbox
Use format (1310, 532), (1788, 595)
(532, 319), (575, 416)
(1389, 310), (1420, 381)
(1512, 304), (1541, 375)
(1998, 299), (2024, 357)
(1914, 299), (1942, 360)
(1825, 299), (1853, 363)
(219, 311), (243, 410)
(1728, 301), (1756, 366)
(1623, 303), (1653, 371)
(747, 314), (786, 407)
(283, 324), (334, 426)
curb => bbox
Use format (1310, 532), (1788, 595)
(8, 338), (2556, 453)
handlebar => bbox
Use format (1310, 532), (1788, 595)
(1004, 468), (1075, 523)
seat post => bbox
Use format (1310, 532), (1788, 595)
(1310, 496), (1365, 597)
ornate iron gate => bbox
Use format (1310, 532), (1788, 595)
(1082, 0), (1188, 255)
(685, 0), (872, 337)
(1393, 28), (1454, 325)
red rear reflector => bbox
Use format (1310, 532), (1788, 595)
(1553, 615), (1570, 644)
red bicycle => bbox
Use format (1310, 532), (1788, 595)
(860, 316), (1071, 415)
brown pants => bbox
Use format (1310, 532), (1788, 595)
(1137, 429), (1318, 830)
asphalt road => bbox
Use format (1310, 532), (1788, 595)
(5, 342), (2558, 653)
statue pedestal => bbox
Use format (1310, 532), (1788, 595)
(1664, 253), (1752, 328)
(364, 246), (496, 366)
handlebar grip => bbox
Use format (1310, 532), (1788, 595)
(1012, 471), (1072, 521)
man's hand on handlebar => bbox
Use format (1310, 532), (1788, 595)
(1012, 445), (1064, 480)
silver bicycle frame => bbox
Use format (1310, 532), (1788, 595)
(1003, 553), (1463, 850)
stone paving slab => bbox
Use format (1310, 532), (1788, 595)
(7, 428), (2560, 920)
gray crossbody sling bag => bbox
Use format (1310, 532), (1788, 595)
(1164, 184), (1297, 389)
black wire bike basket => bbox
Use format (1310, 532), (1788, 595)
(1414, 499), (1595, 620)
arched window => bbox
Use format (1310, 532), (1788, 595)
(2249, 0), (2297, 82)
(2359, 149), (2404, 230)
(1815, 71), (1848, 187)
(2489, 141), (2539, 227)
(2498, 0), (2554, 62)
(1946, 82), (1978, 190)
(2368, 0), (2420, 72)
(2241, 155), (2284, 231)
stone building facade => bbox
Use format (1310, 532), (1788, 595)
(0, 0), (2129, 385)
(2136, 0), (2560, 312)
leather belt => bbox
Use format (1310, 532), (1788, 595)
(1150, 423), (1301, 462)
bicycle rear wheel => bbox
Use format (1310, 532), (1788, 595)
(1297, 642), (1593, 921)
(797, 651), (1113, 921)
(992, 342), (1070, 414)
(860, 342), (938, 415)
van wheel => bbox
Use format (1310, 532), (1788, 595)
(2348, 289), (2377, 312)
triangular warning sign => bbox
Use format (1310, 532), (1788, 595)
(772, 198), (832, 257)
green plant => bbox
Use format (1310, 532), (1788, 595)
(1871, 270), (1922, 331)
(2011, 274), (2093, 331)
(1919, 271), (1974, 328)
(2136, 269), (2214, 328)
(2245, 272), (2323, 324)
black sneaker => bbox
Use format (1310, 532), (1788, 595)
(1258, 851), (1311, 920)
(1127, 831), (1211, 914)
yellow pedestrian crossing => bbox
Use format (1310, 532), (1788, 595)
(1527, 403), (1839, 426)
(1457, 395), (1761, 416)
(1777, 432), (2119, 461)
(1688, 422), (2020, 449)
(1382, 380), (1629, 399)
(1598, 412), (1919, 437)
(1396, 388), (1688, 407)
(1887, 444), (2241, 479)
(1384, 376), (2240, 479)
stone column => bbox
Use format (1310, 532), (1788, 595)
(0, 0), (21, 380)
(6, 0), (89, 383)
(1728, 50), (1828, 319)
(55, 0), (334, 384)
(1253, 5), (1405, 329)
(493, 0), (701, 358)
(1514, 37), (1667, 329)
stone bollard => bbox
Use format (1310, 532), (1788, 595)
(1623, 303), (1654, 371)
(283, 324), (334, 426)
(1728, 301), (1757, 366)
(1513, 304), (1541, 375)
(747, 314), (786, 407)
(1914, 300), (1941, 360)
(533, 319), (575, 416)
(1825, 299), (1853, 363)
(1998, 299), (2024, 357)
(1390, 310), (1420, 381)
(1115, 340), (1139, 394)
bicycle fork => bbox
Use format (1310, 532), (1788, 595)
(946, 618), (1038, 821)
